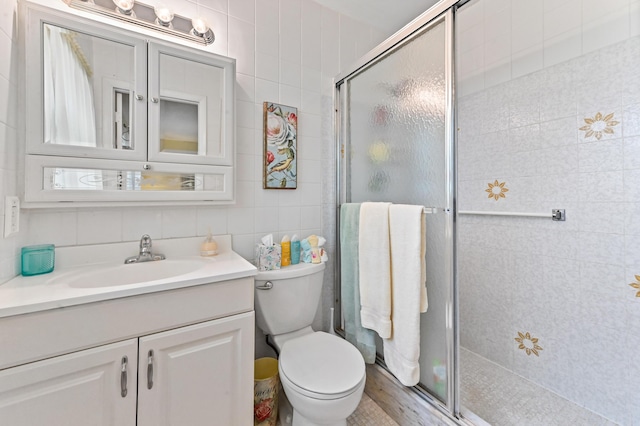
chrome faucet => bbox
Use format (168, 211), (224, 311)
(124, 234), (166, 264)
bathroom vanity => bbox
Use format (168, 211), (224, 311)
(0, 236), (256, 425)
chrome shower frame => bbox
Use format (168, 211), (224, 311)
(333, 0), (467, 421)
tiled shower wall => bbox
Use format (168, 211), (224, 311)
(0, 0), (387, 332)
(457, 0), (640, 423)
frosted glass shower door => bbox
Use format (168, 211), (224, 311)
(338, 13), (454, 407)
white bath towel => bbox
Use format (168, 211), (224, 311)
(358, 202), (392, 339)
(383, 204), (428, 386)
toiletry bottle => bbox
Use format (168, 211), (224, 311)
(200, 229), (218, 256)
(290, 234), (300, 265)
(281, 235), (291, 267)
(307, 235), (321, 264)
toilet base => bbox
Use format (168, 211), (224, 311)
(292, 410), (346, 426)
(281, 373), (365, 426)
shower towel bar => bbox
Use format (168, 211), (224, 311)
(356, 206), (565, 221)
(458, 209), (565, 221)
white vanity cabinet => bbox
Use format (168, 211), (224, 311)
(0, 339), (138, 426)
(0, 277), (255, 426)
(138, 313), (253, 426)
(22, 3), (235, 205)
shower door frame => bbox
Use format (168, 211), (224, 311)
(333, 1), (461, 420)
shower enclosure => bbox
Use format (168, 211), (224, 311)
(335, 0), (639, 424)
(335, 4), (457, 417)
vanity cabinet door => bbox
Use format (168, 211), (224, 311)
(137, 311), (254, 426)
(147, 42), (235, 167)
(0, 339), (137, 426)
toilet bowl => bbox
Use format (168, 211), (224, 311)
(254, 263), (366, 426)
(279, 331), (365, 426)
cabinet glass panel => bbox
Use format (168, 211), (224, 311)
(42, 23), (136, 151)
(43, 167), (224, 192)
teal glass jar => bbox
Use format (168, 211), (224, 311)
(21, 244), (55, 276)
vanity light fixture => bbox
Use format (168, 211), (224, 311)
(113, 0), (135, 16)
(191, 17), (214, 44)
(65, 0), (215, 45)
(154, 5), (174, 28)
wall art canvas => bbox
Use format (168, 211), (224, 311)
(263, 102), (297, 189)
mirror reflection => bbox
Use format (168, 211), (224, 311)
(43, 23), (135, 150)
(159, 99), (198, 154)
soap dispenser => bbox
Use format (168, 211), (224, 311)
(200, 229), (218, 256)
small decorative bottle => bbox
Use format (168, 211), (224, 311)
(307, 235), (321, 264)
(200, 229), (218, 257)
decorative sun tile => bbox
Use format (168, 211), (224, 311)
(630, 275), (640, 298)
(579, 112), (620, 140)
(486, 180), (509, 201)
(515, 332), (543, 356)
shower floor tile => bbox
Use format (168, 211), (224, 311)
(348, 392), (399, 426)
(460, 348), (617, 426)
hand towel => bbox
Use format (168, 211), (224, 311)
(358, 202), (392, 339)
(340, 203), (377, 364)
(383, 204), (428, 386)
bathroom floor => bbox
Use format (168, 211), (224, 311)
(460, 348), (616, 426)
(347, 393), (399, 425)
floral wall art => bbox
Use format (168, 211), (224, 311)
(263, 102), (297, 189)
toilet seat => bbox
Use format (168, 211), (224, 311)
(279, 332), (365, 400)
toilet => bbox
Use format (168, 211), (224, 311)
(254, 262), (366, 426)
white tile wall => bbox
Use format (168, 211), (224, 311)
(0, 0), (22, 283)
(0, 0), (386, 338)
(457, 0), (640, 422)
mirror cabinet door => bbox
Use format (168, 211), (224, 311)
(26, 10), (148, 161)
(147, 43), (234, 166)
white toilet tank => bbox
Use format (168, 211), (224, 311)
(254, 262), (326, 336)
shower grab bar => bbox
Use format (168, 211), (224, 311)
(458, 209), (565, 221)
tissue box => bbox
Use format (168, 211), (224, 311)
(255, 244), (281, 271)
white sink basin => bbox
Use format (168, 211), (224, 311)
(49, 259), (210, 289)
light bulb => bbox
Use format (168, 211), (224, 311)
(154, 5), (174, 27)
(191, 17), (209, 36)
(113, 0), (135, 15)
(191, 17), (214, 44)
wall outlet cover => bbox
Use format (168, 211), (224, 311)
(4, 196), (20, 237)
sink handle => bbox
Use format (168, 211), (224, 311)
(140, 234), (152, 253)
(147, 350), (154, 390)
(120, 356), (128, 397)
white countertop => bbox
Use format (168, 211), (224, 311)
(0, 236), (257, 319)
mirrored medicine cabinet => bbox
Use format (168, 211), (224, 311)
(22, 3), (236, 205)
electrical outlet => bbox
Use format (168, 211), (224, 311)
(4, 196), (20, 237)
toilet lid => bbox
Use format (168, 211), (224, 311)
(279, 332), (365, 398)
